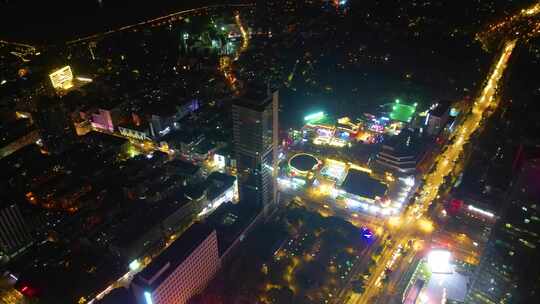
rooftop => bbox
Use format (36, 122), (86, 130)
(390, 103), (416, 123)
(289, 153), (319, 172)
(140, 100), (179, 117)
(113, 197), (190, 249)
(80, 132), (128, 148)
(381, 128), (426, 157)
(207, 171), (236, 185)
(135, 223), (214, 289)
(0, 118), (34, 146)
(233, 87), (275, 112)
(424, 269), (469, 303)
(204, 200), (261, 255)
(431, 100), (452, 117)
(12, 241), (121, 304)
(194, 139), (217, 155)
(341, 169), (387, 200)
(162, 128), (204, 145)
(206, 172), (236, 201)
(166, 159), (200, 176)
(117, 121), (148, 133)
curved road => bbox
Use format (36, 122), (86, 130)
(66, 3), (253, 45)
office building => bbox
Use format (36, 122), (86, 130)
(467, 158), (540, 303)
(0, 202), (33, 259)
(425, 100), (452, 136)
(132, 224), (220, 304)
(145, 99), (199, 139)
(232, 88), (278, 209)
(374, 128), (427, 175)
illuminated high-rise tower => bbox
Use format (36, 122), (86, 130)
(232, 88), (278, 210)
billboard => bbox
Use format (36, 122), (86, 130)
(49, 66), (74, 90)
(214, 154), (226, 169)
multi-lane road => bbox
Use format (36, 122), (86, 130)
(349, 39), (517, 304)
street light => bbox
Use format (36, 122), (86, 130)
(388, 216), (401, 227)
(129, 259), (141, 271)
(427, 250), (452, 273)
(418, 218), (434, 233)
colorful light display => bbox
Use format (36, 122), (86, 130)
(49, 66), (74, 90)
(390, 101), (416, 123)
(304, 111), (326, 122)
(361, 226), (374, 239)
(321, 159), (347, 182)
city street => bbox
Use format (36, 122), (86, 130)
(350, 39), (517, 304)
(2, 1), (540, 303)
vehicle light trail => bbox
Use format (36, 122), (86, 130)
(220, 12), (250, 95)
(234, 12), (249, 57)
(477, 2), (540, 49)
(350, 39), (516, 304)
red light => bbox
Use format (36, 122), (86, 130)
(21, 286), (28, 292)
(449, 199), (463, 214)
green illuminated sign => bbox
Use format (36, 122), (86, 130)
(304, 111), (325, 122)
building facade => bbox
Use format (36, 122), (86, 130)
(375, 128), (425, 175)
(132, 224), (220, 304)
(90, 109), (114, 132)
(118, 125), (150, 141)
(0, 203), (33, 259)
(232, 90), (278, 209)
